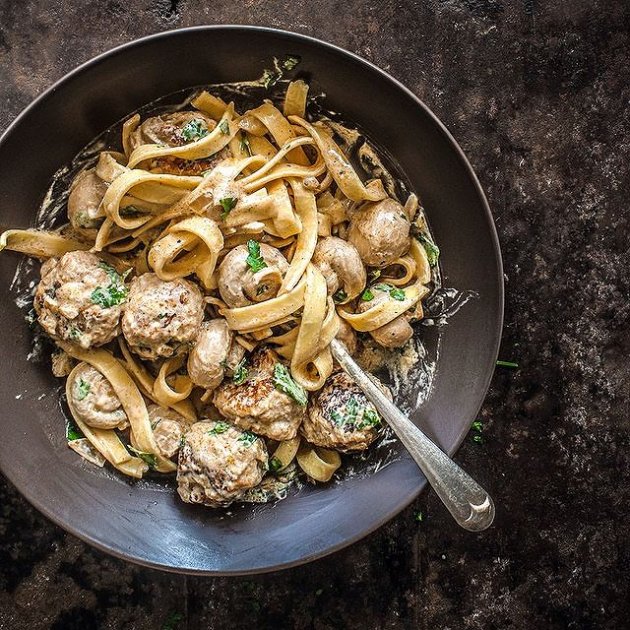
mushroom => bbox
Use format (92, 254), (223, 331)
(217, 243), (289, 308)
(311, 236), (366, 301)
(177, 419), (268, 507)
(187, 319), (245, 391)
(67, 169), (108, 232)
(357, 285), (414, 349)
(67, 362), (128, 430)
(147, 404), (191, 460)
(130, 111), (217, 149)
(347, 197), (411, 268)
(335, 318), (358, 356)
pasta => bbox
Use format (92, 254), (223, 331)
(1, 78), (440, 509)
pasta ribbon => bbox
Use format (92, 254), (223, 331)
(0, 230), (90, 258)
(296, 446), (341, 482)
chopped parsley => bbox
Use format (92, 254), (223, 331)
(219, 197), (237, 219)
(207, 421), (230, 435)
(368, 269), (381, 282)
(232, 357), (249, 385)
(374, 283), (405, 301)
(75, 378), (91, 401)
(269, 456), (283, 472)
(333, 289), (348, 303)
(414, 511), (424, 522)
(272, 363), (308, 407)
(261, 68), (280, 89)
(91, 262), (129, 309)
(361, 288), (374, 301)
(282, 55), (301, 70)
(330, 396), (381, 431)
(471, 419), (483, 444)
(238, 430), (259, 447)
(180, 119), (208, 142)
(496, 360), (519, 368)
(240, 133), (252, 156)
(471, 420), (483, 432)
(218, 119), (230, 135)
(415, 232), (440, 267)
(68, 326), (82, 340)
(128, 445), (157, 469)
(65, 418), (84, 442)
(245, 240), (268, 273)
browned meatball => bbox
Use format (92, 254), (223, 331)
(301, 372), (388, 452)
(121, 273), (204, 360)
(34, 251), (127, 349)
(348, 198), (411, 268)
(177, 420), (268, 507)
(213, 347), (306, 441)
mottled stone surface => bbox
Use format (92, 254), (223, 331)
(1, 1), (629, 628)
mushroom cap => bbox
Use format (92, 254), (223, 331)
(177, 420), (268, 507)
(67, 169), (107, 232)
(301, 371), (388, 452)
(130, 111), (217, 149)
(357, 285), (414, 348)
(34, 251), (125, 349)
(121, 273), (204, 360)
(348, 198), (411, 268)
(148, 404), (191, 460)
(217, 243), (289, 308)
(312, 236), (366, 299)
(67, 362), (128, 430)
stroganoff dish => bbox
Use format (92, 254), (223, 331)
(0, 76), (440, 508)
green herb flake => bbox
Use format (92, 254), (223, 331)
(245, 239), (268, 273)
(414, 511), (424, 522)
(128, 445), (157, 469)
(282, 55), (301, 70)
(75, 378), (91, 401)
(496, 360), (519, 369)
(269, 456), (283, 472)
(361, 289), (374, 302)
(240, 133), (252, 156)
(65, 419), (84, 442)
(91, 262), (129, 308)
(332, 397), (381, 431)
(390, 287), (406, 301)
(368, 269), (381, 282)
(180, 119), (208, 142)
(68, 326), (82, 340)
(333, 289), (348, 303)
(218, 119), (230, 135)
(472, 434), (483, 444)
(232, 357), (249, 385)
(373, 283), (405, 301)
(219, 197), (237, 219)
(179, 435), (186, 448)
(261, 68), (280, 89)
(207, 421), (230, 435)
(358, 407), (381, 429)
(415, 232), (440, 267)
(238, 430), (259, 447)
(471, 420), (483, 433)
(273, 363), (308, 407)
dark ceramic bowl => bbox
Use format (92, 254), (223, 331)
(0, 26), (503, 574)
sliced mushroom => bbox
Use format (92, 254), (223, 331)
(217, 243), (289, 308)
(348, 198), (411, 268)
(147, 404), (190, 460)
(187, 319), (245, 391)
(312, 236), (366, 300)
(357, 285), (414, 349)
(129, 111), (217, 149)
(67, 169), (107, 232)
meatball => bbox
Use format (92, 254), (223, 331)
(348, 198), (411, 268)
(34, 251), (127, 348)
(301, 371), (389, 452)
(177, 420), (268, 507)
(217, 243), (289, 308)
(312, 236), (366, 300)
(357, 285), (414, 349)
(67, 169), (107, 231)
(121, 273), (204, 360)
(187, 319), (245, 391)
(68, 362), (128, 430)
(148, 404), (190, 459)
(213, 347), (306, 441)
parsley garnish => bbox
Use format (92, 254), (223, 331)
(471, 419), (483, 444)
(361, 289), (374, 301)
(240, 134), (252, 156)
(245, 240), (268, 273)
(238, 430), (258, 447)
(282, 55), (301, 70)
(75, 378), (91, 401)
(472, 420), (483, 432)
(331, 396), (381, 430)
(262, 68), (280, 89)
(232, 357), (249, 385)
(415, 232), (440, 267)
(269, 456), (283, 472)
(207, 421), (230, 435)
(390, 287), (406, 301)
(219, 197), (237, 219)
(68, 326), (81, 340)
(91, 262), (129, 308)
(272, 363), (308, 407)
(65, 418), (84, 442)
(218, 120), (229, 135)
(414, 511), (424, 522)
(496, 360), (519, 368)
(128, 445), (157, 469)
(180, 119), (208, 142)
(333, 289), (348, 303)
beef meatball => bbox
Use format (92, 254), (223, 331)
(121, 273), (204, 360)
(177, 420), (268, 507)
(67, 362), (128, 430)
(148, 404), (190, 460)
(187, 319), (245, 391)
(301, 371), (389, 452)
(348, 198), (411, 268)
(213, 347), (306, 441)
(34, 251), (127, 348)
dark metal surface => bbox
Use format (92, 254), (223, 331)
(0, 26), (502, 575)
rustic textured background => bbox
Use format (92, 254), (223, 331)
(1, 1), (629, 628)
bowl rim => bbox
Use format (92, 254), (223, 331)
(0, 24), (504, 574)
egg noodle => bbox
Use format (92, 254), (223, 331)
(0, 79), (436, 502)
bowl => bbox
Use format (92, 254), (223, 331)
(0, 26), (503, 574)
